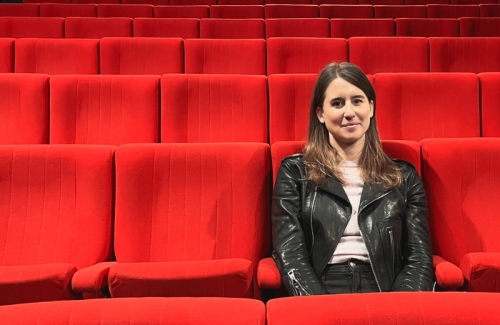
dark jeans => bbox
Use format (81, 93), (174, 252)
(321, 259), (379, 294)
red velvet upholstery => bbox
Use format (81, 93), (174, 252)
(320, 5), (374, 18)
(200, 19), (265, 39)
(359, 0), (403, 4)
(430, 37), (500, 72)
(133, 18), (199, 38)
(459, 17), (500, 36)
(452, 0), (494, 4)
(111, 143), (271, 298)
(265, 18), (329, 37)
(0, 17), (64, 38)
(219, 0), (263, 4)
(100, 37), (183, 74)
(123, 0), (168, 4)
(15, 39), (99, 74)
(267, 292), (500, 324)
(0, 297), (265, 325)
(433, 255), (464, 289)
(97, 4), (153, 18)
(161, 74), (268, 143)
(374, 73), (479, 140)
(0, 38), (13, 73)
(40, 4), (97, 17)
(349, 37), (428, 74)
(427, 4), (480, 18)
(73, 0), (119, 4)
(330, 19), (394, 37)
(266, 0), (312, 3)
(265, 4), (319, 18)
(170, 0), (216, 4)
(479, 73), (500, 137)
(314, 0), (358, 4)
(0, 73), (49, 144)
(266, 38), (347, 74)
(460, 253), (500, 292)
(374, 5), (427, 18)
(65, 17), (132, 38)
(479, 4), (500, 17)
(154, 5), (209, 18)
(23, 0), (68, 3)
(50, 75), (159, 145)
(184, 39), (266, 74)
(396, 18), (459, 37)
(0, 3), (39, 17)
(0, 145), (114, 305)
(210, 5), (264, 18)
(406, 0), (448, 4)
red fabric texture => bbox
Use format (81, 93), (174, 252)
(210, 5), (264, 18)
(0, 73), (49, 144)
(218, 0), (263, 4)
(257, 257), (281, 289)
(200, 19), (265, 39)
(453, 0), (494, 4)
(0, 17), (64, 38)
(315, 0), (358, 4)
(154, 5), (209, 18)
(374, 5), (427, 18)
(430, 37), (500, 72)
(161, 74), (267, 143)
(349, 37), (428, 74)
(374, 73), (479, 140)
(40, 3), (97, 17)
(406, 0), (448, 4)
(459, 18), (500, 36)
(480, 4), (500, 17)
(73, 0), (119, 4)
(320, 5), (374, 18)
(50, 75), (159, 145)
(479, 73), (500, 137)
(65, 17), (132, 38)
(267, 38), (347, 74)
(184, 39), (266, 74)
(265, 4), (319, 18)
(97, 4), (153, 18)
(22, 0), (68, 3)
(100, 37), (183, 74)
(72, 262), (115, 293)
(0, 39), (13, 73)
(267, 0), (312, 3)
(123, 0), (169, 4)
(396, 18), (459, 37)
(0, 3), (39, 17)
(265, 18), (330, 37)
(433, 255), (464, 289)
(427, 4), (480, 18)
(134, 18), (199, 38)
(460, 253), (500, 292)
(360, 0), (403, 4)
(267, 292), (500, 324)
(114, 143), (271, 297)
(15, 38), (99, 74)
(109, 259), (253, 298)
(330, 18), (394, 37)
(170, 0), (216, 4)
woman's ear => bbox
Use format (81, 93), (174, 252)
(369, 101), (374, 118)
(316, 107), (325, 123)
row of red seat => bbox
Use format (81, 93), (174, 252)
(1, 138), (499, 305)
(0, 72), (498, 146)
(4, 3), (500, 18)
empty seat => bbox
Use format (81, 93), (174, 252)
(97, 4), (153, 18)
(267, 38), (347, 75)
(430, 37), (500, 72)
(210, 5), (264, 18)
(184, 39), (266, 74)
(320, 5), (374, 18)
(0, 3), (39, 17)
(265, 4), (319, 18)
(154, 5), (209, 18)
(374, 73), (479, 140)
(396, 18), (459, 37)
(134, 18), (199, 38)
(479, 73), (500, 137)
(459, 17), (500, 36)
(15, 38), (99, 74)
(330, 19), (394, 38)
(427, 4), (479, 18)
(0, 144), (114, 305)
(161, 74), (268, 143)
(200, 19), (265, 39)
(40, 3), (97, 17)
(50, 75), (159, 145)
(374, 5), (427, 18)
(0, 73), (49, 144)
(0, 17), (64, 38)
(266, 18), (330, 37)
(65, 17), (133, 38)
(479, 4), (500, 17)
(349, 37), (428, 74)
(0, 38), (13, 73)
(100, 37), (183, 75)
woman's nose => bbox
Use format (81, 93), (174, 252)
(344, 102), (355, 118)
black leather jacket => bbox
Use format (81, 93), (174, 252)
(272, 154), (434, 295)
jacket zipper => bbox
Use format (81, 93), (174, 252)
(287, 270), (311, 296)
(389, 229), (395, 277)
(309, 187), (317, 256)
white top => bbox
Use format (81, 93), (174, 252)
(329, 160), (370, 264)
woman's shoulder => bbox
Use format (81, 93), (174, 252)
(392, 158), (419, 179)
(278, 154), (306, 177)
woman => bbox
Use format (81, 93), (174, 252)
(272, 62), (434, 295)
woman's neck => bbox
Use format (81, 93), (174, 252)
(330, 137), (365, 162)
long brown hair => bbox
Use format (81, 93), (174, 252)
(303, 62), (402, 188)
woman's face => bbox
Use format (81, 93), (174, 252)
(316, 77), (373, 151)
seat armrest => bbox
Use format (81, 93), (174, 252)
(433, 255), (463, 290)
(72, 262), (116, 293)
(257, 257), (282, 289)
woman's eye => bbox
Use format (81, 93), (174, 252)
(353, 99), (363, 105)
(332, 101), (343, 108)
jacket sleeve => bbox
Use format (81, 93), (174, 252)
(272, 159), (328, 296)
(391, 168), (435, 291)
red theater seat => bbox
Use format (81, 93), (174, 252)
(65, 17), (132, 38)
(479, 73), (500, 137)
(267, 0), (312, 3)
(184, 39), (266, 74)
(123, 0), (168, 4)
(50, 75), (159, 145)
(266, 18), (330, 37)
(170, 0), (216, 4)
(73, 0), (120, 4)
(430, 37), (500, 72)
(200, 19), (265, 39)
(374, 5), (427, 18)
(320, 5), (373, 18)
(0, 38), (13, 73)
(427, 4), (479, 18)
(479, 4), (500, 17)
(0, 145), (114, 305)
(452, 0), (495, 3)
(40, 3), (97, 17)
(349, 37), (428, 74)
(265, 4), (319, 18)
(0, 17), (64, 38)
(330, 19), (394, 38)
(97, 4), (153, 18)
(100, 37), (183, 74)
(396, 18), (459, 37)
(0, 3), (39, 17)
(15, 38), (99, 74)
(459, 17), (500, 36)
(219, 0), (263, 3)
(210, 5), (264, 18)
(314, 0), (358, 4)
(406, 0), (448, 4)
(161, 74), (268, 143)
(133, 18), (199, 38)
(0, 74), (49, 144)
(359, 0), (403, 3)
(422, 138), (500, 292)
(374, 73), (479, 141)
(154, 5), (209, 18)
(266, 38), (347, 74)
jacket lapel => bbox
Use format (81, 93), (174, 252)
(359, 182), (391, 212)
(318, 176), (350, 205)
